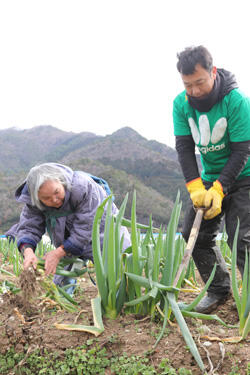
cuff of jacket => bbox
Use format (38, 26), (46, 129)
(63, 239), (93, 260)
(63, 239), (84, 256)
(17, 238), (36, 252)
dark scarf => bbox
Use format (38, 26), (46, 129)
(187, 69), (238, 112)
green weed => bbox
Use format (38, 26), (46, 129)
(0, 345), (196, 375)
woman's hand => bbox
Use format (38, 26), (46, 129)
(43, 246), (66, 276)
(23, 248), (38, 270)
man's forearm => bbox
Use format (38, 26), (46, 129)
(218, 140), (250, 193)
(176, 135), (200, 183)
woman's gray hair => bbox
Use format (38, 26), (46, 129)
(26, 163), (71, 210)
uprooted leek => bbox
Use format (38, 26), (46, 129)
(37, 270), (78, 313)
(37, 258), (93, 278)
(55, 296), (104, 337)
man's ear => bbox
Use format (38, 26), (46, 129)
(212, 66), (217, 79)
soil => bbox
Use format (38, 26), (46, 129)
(0, 268), (249, 375)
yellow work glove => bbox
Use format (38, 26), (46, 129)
(186, 177), (207, 207)
(204, 180), (225, 220)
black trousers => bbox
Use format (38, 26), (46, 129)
(182, 177), (250, 295)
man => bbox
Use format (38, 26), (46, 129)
(173, 46), (250, 313)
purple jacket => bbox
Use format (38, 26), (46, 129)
(6, 164), (131, 260)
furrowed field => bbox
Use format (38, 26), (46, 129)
(0, 193), (249, 375)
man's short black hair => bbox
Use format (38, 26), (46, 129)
(176, 45), (213, 75)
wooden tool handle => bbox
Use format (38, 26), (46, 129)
(173, 208), (204, 287)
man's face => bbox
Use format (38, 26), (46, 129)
(181, 63), (217, 98)
(38, 180), (65, 208)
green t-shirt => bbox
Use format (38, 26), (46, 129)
(173, 88), (250, 182)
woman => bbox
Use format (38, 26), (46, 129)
(6, 163), (131, 280)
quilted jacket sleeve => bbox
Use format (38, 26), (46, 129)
(16, 204), (46, 250)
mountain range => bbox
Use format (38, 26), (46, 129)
(0, 125), (192, 232)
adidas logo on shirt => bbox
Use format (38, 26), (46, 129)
(188, 115), (227, 154)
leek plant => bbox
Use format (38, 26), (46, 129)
(123, 191), (152, 314)
(92, 193), (133, 318)
(36, 240), (55, 258)
(125, 193), (186, 316)
(124, 193), (236, 372)
(0, 239), (22, 277)
(123, 194), (206, 372)
(91, 190), (159, 318)
(231, 221), (250, 340)
(184, 258), (199, 289)
(219, 227), (232, 270)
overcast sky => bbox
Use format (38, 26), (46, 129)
(0, 0), (249, 148)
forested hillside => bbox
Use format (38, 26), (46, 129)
(0, 126), (192, 232)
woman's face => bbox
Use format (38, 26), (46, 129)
(38, 180), (65, 208)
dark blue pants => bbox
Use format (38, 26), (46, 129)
(182, 177), (250, 295)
